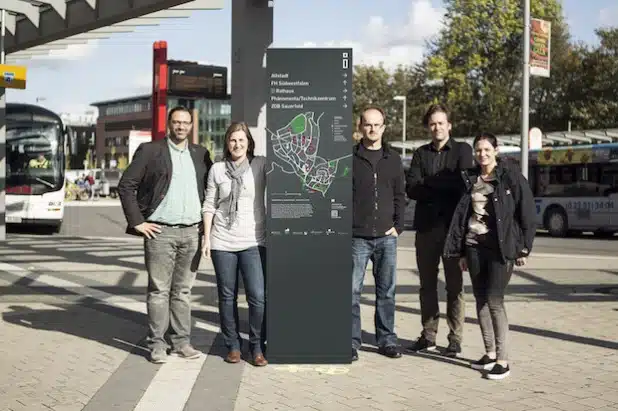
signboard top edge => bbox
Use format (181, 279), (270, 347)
(267, 47), (353, 52)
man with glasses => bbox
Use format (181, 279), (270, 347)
(118, 106), (213, 363)
(351, 106), (406, 361)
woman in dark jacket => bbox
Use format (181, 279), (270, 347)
(443, 132), (536, 380)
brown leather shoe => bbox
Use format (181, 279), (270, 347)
(252, 353), (268, 367)
(225, 350), (241, 364)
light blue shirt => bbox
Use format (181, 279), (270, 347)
(148, 139), (202, 225)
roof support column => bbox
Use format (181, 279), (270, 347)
(0, 86), (5, 242)
(0, 9), (6, 241)
(231, 0), (273, 156)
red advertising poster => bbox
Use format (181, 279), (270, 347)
(530, 18), (551, 77)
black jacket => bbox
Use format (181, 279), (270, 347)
(443, 160), (536, 262)
(406, 138), (475, 232)
(118, 138), (213, 236)
(352, 142), (406, 238)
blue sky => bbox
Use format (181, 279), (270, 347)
(6, 0), (618, 118)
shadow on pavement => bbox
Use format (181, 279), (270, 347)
(1, 295), (244, 364)
(2, 299), (151, 361)
(360, 296), (618, 351)
(361, 269), (618, 303)
(358, 330), (477, 370)
(535, 231), (617, 240)
(2, 234), (617, 364)
(6, 224), (57, 235)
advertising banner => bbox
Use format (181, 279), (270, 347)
(530, 18), (551, 78)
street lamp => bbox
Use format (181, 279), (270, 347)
(520, 0), (531, 178)
(393, 95), (407, 158)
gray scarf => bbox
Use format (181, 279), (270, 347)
(224, 157), (250, 228)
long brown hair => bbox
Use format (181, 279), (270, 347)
(223, 121), (255, 160)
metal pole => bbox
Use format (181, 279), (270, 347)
(0, 8), (6, 241)
(520, 0), (530, 179)
(0, 9), (5, 63)
(402, 98), (407, 158)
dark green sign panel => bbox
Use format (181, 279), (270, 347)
(266, 48), (353, 363)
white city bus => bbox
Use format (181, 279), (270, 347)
(503, 143), (618, 237)
(402, 143), (618, 237)
(5, 103), (68, 233)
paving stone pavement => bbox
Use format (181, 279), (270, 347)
(0, 235), (617, 411)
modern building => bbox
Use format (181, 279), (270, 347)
(90, 93), (231, 169)
(90, 61), (231, 169)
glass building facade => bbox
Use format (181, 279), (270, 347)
(168, 97), (231, 155)
(93, 94), (232, 170)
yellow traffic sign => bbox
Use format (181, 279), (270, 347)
(0, 64), (27, 89)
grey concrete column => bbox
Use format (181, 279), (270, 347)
(0, 86), (5, 241)
(231, 0), (273, 156)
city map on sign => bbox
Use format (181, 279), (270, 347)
(267, 112), (351, 196)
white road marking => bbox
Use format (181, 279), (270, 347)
(133, 355), (206, 411)
(0, 261), (244, 411)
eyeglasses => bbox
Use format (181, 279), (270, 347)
(362, 123), (384, 129)
(170, 120), (192, 127)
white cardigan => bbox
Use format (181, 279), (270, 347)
(202, 156), (267, 252)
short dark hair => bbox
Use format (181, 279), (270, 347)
(422, 103), (450, 127)
(223, 122), (256, 160)
(167, 106), (193, 123)
(473, 132), (498, 149)
(360, 106), (387, 125)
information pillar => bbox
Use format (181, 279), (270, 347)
(151, 41), (168, 141)
(266, 48), (353, 363)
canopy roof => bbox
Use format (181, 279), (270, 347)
(2, 0), (223, 60)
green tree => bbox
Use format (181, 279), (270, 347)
(353, 64), (430, 144)
(564, 28), (618, 129)
(423, 0), (570, 136)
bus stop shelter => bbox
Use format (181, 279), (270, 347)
(0, 0), (274, 240)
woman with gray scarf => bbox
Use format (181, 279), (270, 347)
(201, 122), (268, 367)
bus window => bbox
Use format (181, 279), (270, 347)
(533, 165), (550, 197)
(540, 164), (603, 197)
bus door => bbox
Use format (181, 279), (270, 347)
(600, 163), (618, 229)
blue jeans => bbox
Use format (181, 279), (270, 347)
(211, 246), (266, 354)
(352, 235), (398, 349)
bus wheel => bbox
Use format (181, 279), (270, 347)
(545, 207), (568, 237)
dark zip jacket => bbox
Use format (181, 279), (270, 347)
(443, 160), (536, 262)
(352, 142), (406, 238)
(405, 138), (474, 232)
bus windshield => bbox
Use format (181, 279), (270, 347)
(6, 121), (64, 195)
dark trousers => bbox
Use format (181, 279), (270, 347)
(211, 246), (266, 355)
(415, 224), (465, 344)
(465, 246), (513, 361)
